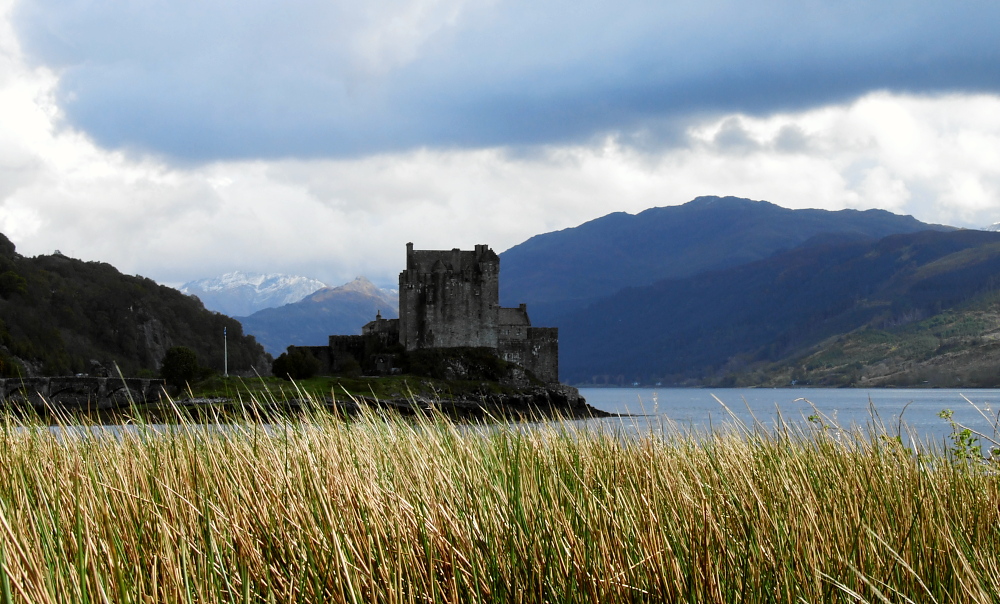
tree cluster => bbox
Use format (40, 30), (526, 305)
(271, 348), (320, 380)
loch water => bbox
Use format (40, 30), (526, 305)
(28, 388), (1000, 454)
(578, 387), (1000, 449)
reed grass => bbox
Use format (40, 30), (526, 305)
(0, 395), (998, 603)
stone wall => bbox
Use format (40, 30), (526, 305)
(297, 329), (401, 376)
(499, 327), (559, 384)
(498, 304), (530, 340)
(326, 336), (366, 372)
(0, 377), (165, 409)
(397, 243), (560, 384)
(526, 327), (559, 384)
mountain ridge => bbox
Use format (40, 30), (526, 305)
(236, 276), (398, 355)
(499, 196), (952, 323)
(181, 271), (327, 316)
(0, 234), (270, 378)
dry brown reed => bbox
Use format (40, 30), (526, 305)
(0, 396), (998, 603)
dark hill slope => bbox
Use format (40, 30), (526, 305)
(558, 229), (1000, 385)
(237, 277), (398, 355)
(750, 293), (1000, 388)
(0, 234), (269, 377)
(499, 196), (951, 322)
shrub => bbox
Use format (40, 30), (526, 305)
(160, 346), (199, 389)
(337, 355), (362, 377)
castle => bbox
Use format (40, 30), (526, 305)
(296, 243), (559, 384)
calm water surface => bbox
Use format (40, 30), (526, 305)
(25, 388), (1000, 453)
(579, 387), (1000, 448)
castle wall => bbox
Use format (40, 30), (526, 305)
(527, 327), (559, 384)
(499, 326), (559, 384)
(399, 243), (499, 350)
(327, 336), (366, 372)
(362, 316), (398, 339)
(498, 304), (530, 340)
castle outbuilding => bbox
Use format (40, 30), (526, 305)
(294, 243), (559, 384)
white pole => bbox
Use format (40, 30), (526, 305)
(224, 326), (229, 378)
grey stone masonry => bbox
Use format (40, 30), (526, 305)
(399, 243), (500, 350)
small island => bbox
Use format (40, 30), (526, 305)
(265, 242), (606, 420)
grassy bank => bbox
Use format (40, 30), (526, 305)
(0, 400), (999, 602)
(189, 374), (520, 401)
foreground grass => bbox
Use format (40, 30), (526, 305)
(0, 401), (999, 603)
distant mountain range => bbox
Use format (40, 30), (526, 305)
(487, 195), (1000, 386)
(236, 277), (398, 355)
(6, 191), (989, 388)
(216, 196), (975, 385)
(181, 271), (327, 316)
(499, 196), (952, 324)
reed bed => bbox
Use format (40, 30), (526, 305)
(0, 397), (998, 603)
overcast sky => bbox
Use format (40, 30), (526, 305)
(1, 0), (999, 289)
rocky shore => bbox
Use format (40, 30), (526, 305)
(323, 384), (612, 421)
(6, 382), (612, 424)
(171, 384), (612, 422)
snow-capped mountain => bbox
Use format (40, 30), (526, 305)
(180, 271), (327, 317)
(237, 276), (399, 355)
(985, 222), (1000, 232)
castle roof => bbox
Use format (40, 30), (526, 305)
(499, 306), (530, 326)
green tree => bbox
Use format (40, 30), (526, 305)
(161, 346), (200, 389)
(0, 352), (22, 378)
(272, 348), (320, 381)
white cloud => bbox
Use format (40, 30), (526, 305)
(347, 0), (483, 76)
(680, 93), (1000, 225)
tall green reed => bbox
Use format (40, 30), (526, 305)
(0, 391), (998, 603)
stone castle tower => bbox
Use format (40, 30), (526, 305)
(399, 243), (500, 350)
(299, 243), (559, 384)
(398, 243), (558, 383)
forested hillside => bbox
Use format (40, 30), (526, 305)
(559, 229), (1000, 386)
(0, 234), (269, 377)
(748, 294), (1000, 388)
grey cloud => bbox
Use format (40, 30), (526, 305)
(712, 118), (758, 152)
(773, 125), (810, 153)
(12, 0), (1000, 161)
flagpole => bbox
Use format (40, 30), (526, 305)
(224, 326), (229, 378)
